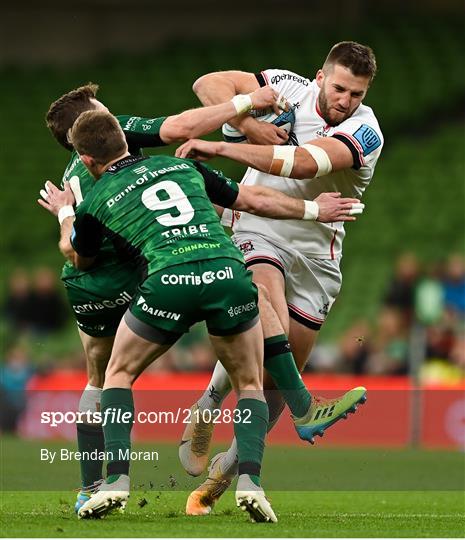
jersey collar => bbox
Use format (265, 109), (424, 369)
(105, 155), (149, 175)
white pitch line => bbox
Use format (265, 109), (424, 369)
(312, 513), (464, 519)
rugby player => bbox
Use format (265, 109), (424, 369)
(43, 82), (282, 511)
(175, 41), (383, 515)
(40, 110), (365, 522)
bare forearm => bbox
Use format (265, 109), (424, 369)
(161, 101), (238, 142)
(234, 185), (305, 219)
(58, 217), (76, 263)
(217, 141), (274, 173)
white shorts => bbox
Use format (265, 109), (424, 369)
(232, 232), (342, 330)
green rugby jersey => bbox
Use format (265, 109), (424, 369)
(71, 155), (243, 275)
(60, 114), (167, 280)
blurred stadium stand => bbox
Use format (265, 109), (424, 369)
(1, 2), (464, 386)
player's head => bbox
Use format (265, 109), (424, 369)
(316, 41), (377, 126)
(69, 110), (128, 179)
(45, 83), (109, 151)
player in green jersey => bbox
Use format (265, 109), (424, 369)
(43, 82), (282, 511)
(39, 110), (362, 523)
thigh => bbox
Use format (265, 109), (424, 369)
(209, 319), (263, 392)
(250, 264), (289, 333)
(288, 318), (319, 371)
(105, 317), (173, 387)
(78, 328), (114, 386)
(232, 231), (290, 332)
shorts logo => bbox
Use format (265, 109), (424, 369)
(161, 266), (233, 286)
(238, 241), (254, 255)
(77, 321), (106, 332)
(137, 296), (180, 320)
(228, 301), (256, 317)
(72, 291), (132, 314)
(318, 299), (330, 317)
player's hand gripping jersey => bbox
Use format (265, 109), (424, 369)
(228, 69), (384, 259)
(60, 115), (167, 336)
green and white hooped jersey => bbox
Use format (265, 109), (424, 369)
(71, 155), (244, 276)
(60, 114), (167, 281)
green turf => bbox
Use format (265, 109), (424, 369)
(1, 438), (464, 537)
(1, 490), (463, 537)
(2, 438), (464, 492)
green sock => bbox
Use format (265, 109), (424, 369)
(264, 334), (311, 418)
(76, 423), (105, 488)
(235, 398), (268, 487)
(101, 388), (134, 477)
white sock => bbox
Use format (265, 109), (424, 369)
(221, 437), (238, 475)
(78, 383), (102, 417)
(197, 361), (232, 411)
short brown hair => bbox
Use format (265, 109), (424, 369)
(323, 41), (377, 83)
(69, 110), (127, 164)
(46, 83), (99, 150)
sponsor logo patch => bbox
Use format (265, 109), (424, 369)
(72, 291), (132, 314)
(270, 73), (309, 86)
(136, 296), (181, 320)
(161, 266), (234, 286)
(228, 301), (257, 317)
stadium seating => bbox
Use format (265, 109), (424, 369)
(1, 15), (463, 342)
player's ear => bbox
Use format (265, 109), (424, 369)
(80, 154), (94, 168)
(315, 69), (325, 88)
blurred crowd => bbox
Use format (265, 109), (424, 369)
(1, 253), (464, 432)
(3, 267), (69, 335)
(309, 252), (465, 382)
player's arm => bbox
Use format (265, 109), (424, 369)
(159, 85), (281, 144)
(193, 70), (288, 144)
(37, 179), (78, 262)
(57, 217), (96, 270)
(37, 181), (101, 269)
(195, 162), (363, 222)
(68, 212), (103, 270)
(176, 137), (354, 179)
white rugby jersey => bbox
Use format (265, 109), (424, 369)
(228, 69), (384, 259)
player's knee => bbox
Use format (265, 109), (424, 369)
(85, 340), (112, 373)
(231, 368), (261, 391)
(105, 356), (138, 384)
(256, 283), (271, 303)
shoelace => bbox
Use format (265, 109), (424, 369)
(75, 478), (104, 494)
(312, 395), (342, 408)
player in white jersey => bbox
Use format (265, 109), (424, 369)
(176, 41), (383, 515)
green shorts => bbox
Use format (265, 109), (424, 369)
(125, 258), (259, 343)
(63, 262), (141, 337)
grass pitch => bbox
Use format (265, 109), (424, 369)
(1, 490), (463, 537)
(1, 438), (464, 537)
